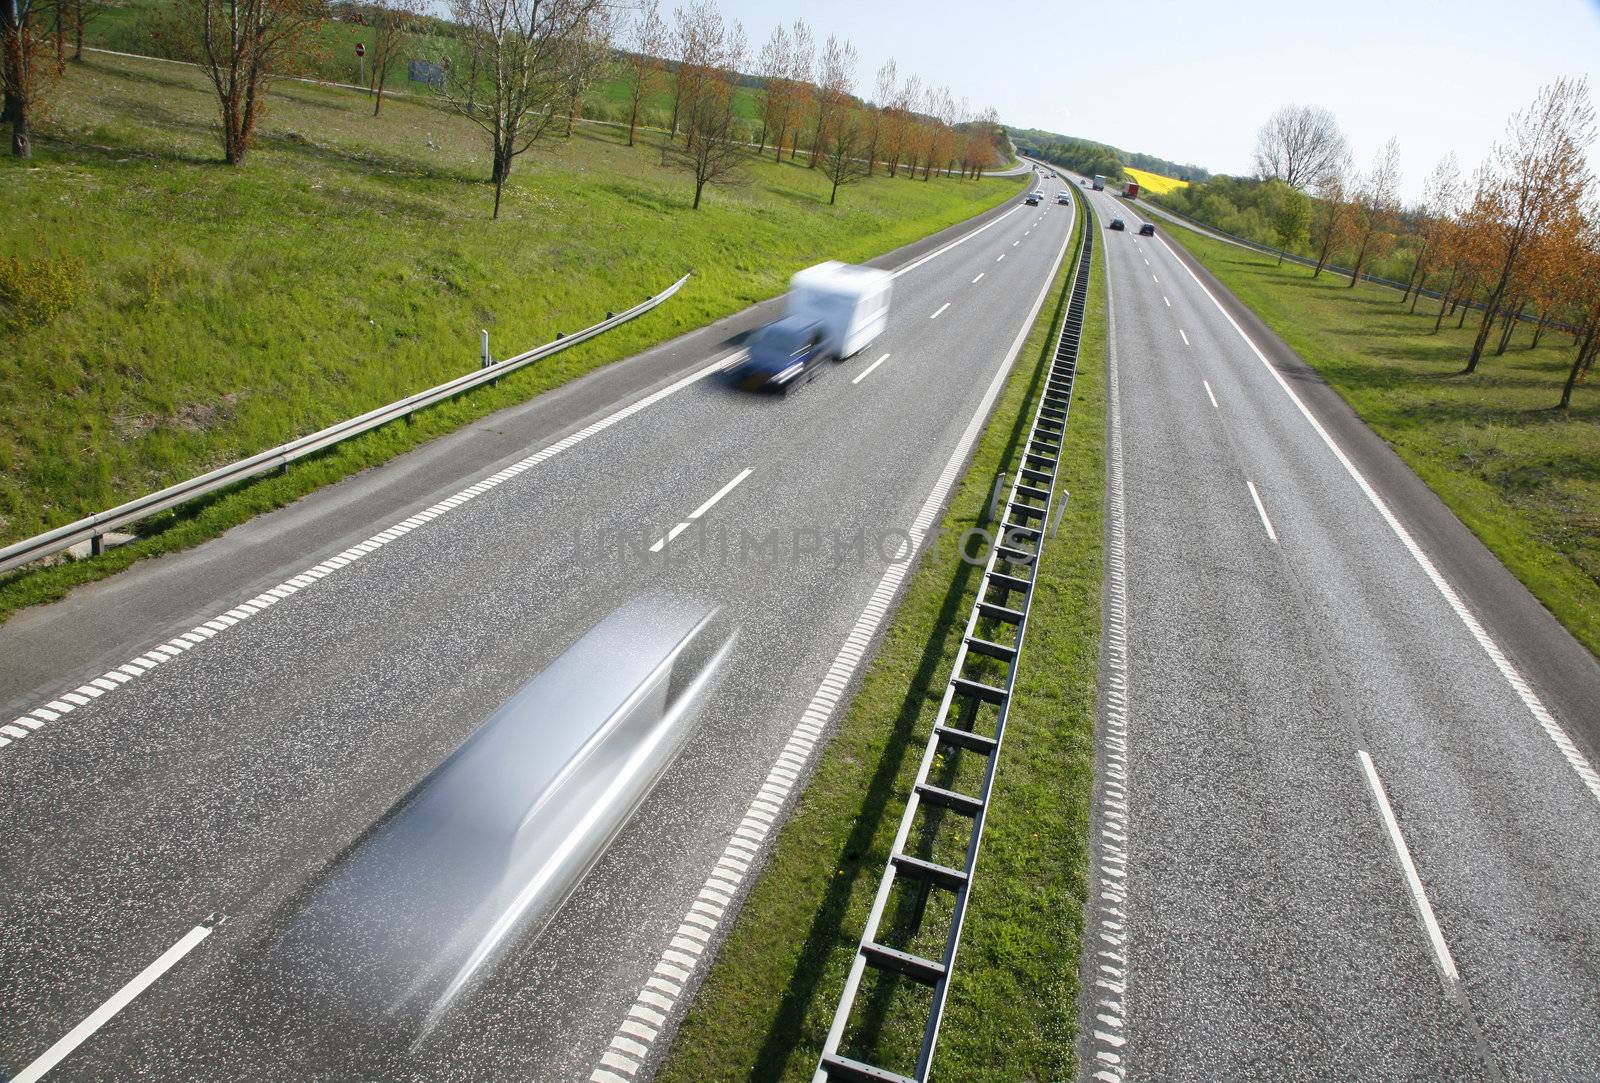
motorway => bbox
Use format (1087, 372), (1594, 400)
(1073, 178), (1600, 1081)
(0, 175), (1073, 1080)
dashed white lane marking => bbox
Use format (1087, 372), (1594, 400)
(647, 468), (753, 553)
(588, 195), (1078, 1083)
(890, 204), (1023, 280)
(1179, 330), (1190, 346)
(1091, 225), (1132, 1083)
(997, 253), (1006, 262)
(1246, 480), (1279, 543)
(930, 302), (951, 320)
(1143, 258), (1149, 266)
(1152, 273), (1160, 284)
(972, 273), (985, 284)
(1025, 230), (1031, 236)
(13, 923), (212, 1082)
(1013, 240), (1021, 247)
(1163, 295), (1170, 307)
(0, 349), (745, 754)
(1203, 380), (1219, 409)
(851, 353), (891, 385)
(1158, 233), (1600, 806)
(1358, 750), (1462, 999)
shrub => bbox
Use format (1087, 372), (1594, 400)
(0, 249), (89, 331)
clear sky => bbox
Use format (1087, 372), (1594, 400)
(721, 0), (1600, 202)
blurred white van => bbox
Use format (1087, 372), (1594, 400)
(787, 261), (893, 361)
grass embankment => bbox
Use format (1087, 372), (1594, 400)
(0, 50), (1017, 621)
(661, 197), (1106, 1081)
(1159, 219), (1600, 658)
(1122, 166), (1185, 195)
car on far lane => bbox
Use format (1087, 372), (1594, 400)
(1109, 218), (1126, 231)
(1138, 223), (1156, 236)
(1024, 190), (1042, 206)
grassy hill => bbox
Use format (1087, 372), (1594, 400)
(0, 48), (1017, 614)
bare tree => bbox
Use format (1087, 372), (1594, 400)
(557, 5), (611, 137)
(187, 0), (324, 166)
(619, 1), (665, 147)
(864, 56), (893, 175)
(752, 20), (787, 153)
(821, 104), (863, 204)
(1310, 162), (1356, 278)
(442, 0), (607, 218)
(365, 0), (421, 117)
(782, 17), (811, 162)
(807, 33), (854, 168)
(1346, 137), (1402, 288)
(60, 0), (101, 61)
(1, 0), (58, 157)
(1402, 152), (1461, 307)
(668, 9), (744, 208)
(1255, 103), (1349, 191)
(1464, 78), (1595, 372)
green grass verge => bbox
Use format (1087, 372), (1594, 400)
(1155, 218), (1600, 659)
(659, 194), (1106, 1082)
(0, 49), (1017, 622)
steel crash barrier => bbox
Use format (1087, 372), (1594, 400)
(0, 275), (691, 576)
(813, 193), (1096, 1083)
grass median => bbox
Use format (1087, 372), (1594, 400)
(659, 193), (1106, 1082)
(0, 50), (1017, 622)
(1154, 217), (1600, 659)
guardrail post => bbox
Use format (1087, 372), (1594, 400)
(481, 329), (491, 370)
(90, 533), (104, 557)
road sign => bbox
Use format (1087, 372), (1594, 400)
(354, 42), (365, 57)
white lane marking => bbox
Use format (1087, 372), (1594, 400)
(1158, 233), (1600, 805)
(589, 194), (1078, 1083)
(890, 204), (1024, 280)
(972, 273), (985, 284)
(1163, 295), (1170, 307)
(1091, 211), (1133, 1083)
(1143, 258), (1149, 266)
(648, 468), (753, 552)
(1012, 240), (1020, 247)
(1152, 274), (1160, 284)
(1246, 481), (1278, 543)
(13, 924), (212, 1082)
(1179, 330), (1190, 346)
(1203, 380), (1219, 409)
(851, 353), (890, 385)
(930, 303), (951, 320)
(0, 349), (747, 753)
(1357, 750), (1461, 999)
(996, 253), (1006, 262)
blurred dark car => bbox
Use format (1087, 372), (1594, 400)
(1138, 223), (1156, 236)
(1024, 190), (1042, 206)
(1109, 218), (1126, 231)
(735, 316), (828, 392)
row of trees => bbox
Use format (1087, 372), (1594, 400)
(1156, 85), (1597, 409)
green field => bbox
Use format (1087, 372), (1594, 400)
(661, 196), (1105, 1081)
(1158, 219), (1600, 658)
(0, 48), (1016, 619)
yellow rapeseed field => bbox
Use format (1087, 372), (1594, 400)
(1123, 166), (1188, 194)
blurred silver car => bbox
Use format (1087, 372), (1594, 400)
(263, 597), (735, 1039)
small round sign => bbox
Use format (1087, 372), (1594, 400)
(355, 42), (365, 57)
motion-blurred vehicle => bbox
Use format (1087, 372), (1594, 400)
(1057, 190), (1070, 205)
(736, 315), (829, 392)
(1025, 190), (1042, 205)
(786, 261), (892, 361)
(1123, 180), (1141, 198)
(1138, 223), (1156, 236)
(1109, 218), (1126, 231)
(258, 598), (736, 1040)
(1092, 174), (1106, 190)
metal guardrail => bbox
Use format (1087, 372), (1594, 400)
(0, 275), (690, 575)
(813, 190), (1095, 1083)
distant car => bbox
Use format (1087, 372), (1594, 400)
(1138, 223), (1156, 236)
(1024, 191), (1042, 206)
(736, 316), (828, 392)
(1080, 178), (1088, 186)
(1109, 218), (1126, 231)
(1056, 190), (1070, 205)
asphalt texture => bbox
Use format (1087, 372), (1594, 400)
(1076, 178), (1600, 1081)
(0, 174), (1077, 1080)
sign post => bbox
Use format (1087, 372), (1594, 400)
(355, 41), (366, 89)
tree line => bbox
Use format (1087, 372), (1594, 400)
(1010, 125), (1210, 185)
(2, 0), (1008, 218)
(1153, 86), (1598, 409)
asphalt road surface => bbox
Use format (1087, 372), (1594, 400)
(0, 174), (1076, 1081)
(1073, 177), (1600, 1081)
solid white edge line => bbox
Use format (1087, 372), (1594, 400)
(1203, 380), (1219, 409)
(1246, 480), (1279, 543)
(1156, 233), (1600, 805)
(6, 199), (1031, 756)
(1090, 202), (1133, 1083)
(588, 192), (1078, 1083)
(851, 353), (891, 385)
(1357, 749), (1462, 999)
(13, 924), (212, 1083)
(930, 303), (951, 320)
